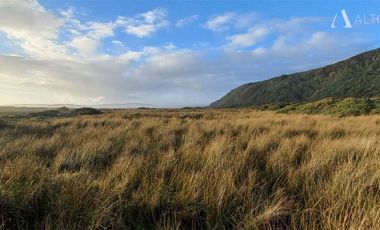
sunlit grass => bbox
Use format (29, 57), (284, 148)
(1, 109), (380, 229)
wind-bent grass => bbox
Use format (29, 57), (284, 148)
(0, 109), (380, 229)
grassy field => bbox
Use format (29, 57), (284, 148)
(1, 109), (380, 229)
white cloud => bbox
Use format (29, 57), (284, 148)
(126, 24), (157, 38)
(68, 36), (99, 57)
(0, 31), (369, 106)
(225, 16), (323, 48)
(204, 12), (236, 31)
(112, 40), (123, 46)
(67, 21), (116, 57)
(0, 1), (115, 59)
(0, 0), (70, 59)
(116, 8), (169, 37)
(227, 27), (270, 48)
(0, 48), (210, 106)
(118, 51), (142, 63)
(0, 1), (169, 59)
(176, 15), (199, 27)
(0, 1), (61, 40)
(204, 12), (257, 32)
(87, 22), (115, 38)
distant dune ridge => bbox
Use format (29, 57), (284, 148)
(210, 48), (380, 108)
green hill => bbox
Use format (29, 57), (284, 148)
(210, 48), (380, 108)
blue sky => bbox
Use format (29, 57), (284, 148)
(1, 0), (380, 107)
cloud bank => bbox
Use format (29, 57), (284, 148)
(0, 1), (374, 106)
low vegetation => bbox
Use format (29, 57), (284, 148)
(1, 109), (380, 229)
(278, 97), (380, 116)
(0, 107), (103, 119)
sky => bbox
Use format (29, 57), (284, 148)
(1, 0), (380, 107)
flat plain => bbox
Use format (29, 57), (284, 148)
(1, 109), (379, 229)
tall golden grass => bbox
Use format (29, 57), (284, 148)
(0, 109), (380, 229)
